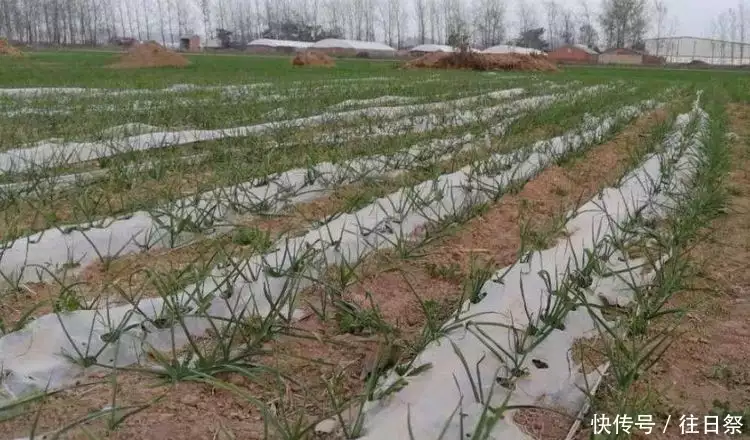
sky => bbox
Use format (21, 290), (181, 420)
(647, 0), (735, 37)
(507, 0), (740, 40)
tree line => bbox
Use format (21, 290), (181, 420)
(0, 0), (736, 51)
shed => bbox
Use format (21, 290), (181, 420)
(481, 44), (546, 56)
(247, 38), (314, 54)
(598, 47), (644, 65)
(179, 35), (201, 52)
(204, 38), (222, 49)
(547, 44), (598, 63)
(310, 39), (397, 58)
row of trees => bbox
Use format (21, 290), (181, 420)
(0, 0), (683, 50)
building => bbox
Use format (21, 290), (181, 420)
(547, 44), (598, 63)
(310, 39), (397, 58)
(645, 36), (750, 65)
(179, 35), (201, 52)
(246, 38), (313, 54)
(598, 47), (664, 65)
(481, 44), (546, 56)
(204, 38), (222, 49)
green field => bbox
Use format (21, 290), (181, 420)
(0, 52), (748, 439)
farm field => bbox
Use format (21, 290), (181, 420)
(0, 52), (749, 440)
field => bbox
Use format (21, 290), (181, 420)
(0, 51), (749, 440)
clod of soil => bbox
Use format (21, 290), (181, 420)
(405, 51), (558, 72)
(292, 50), (335, 67)
(0, 38), (23, 57)
(109, 41), (190, 69)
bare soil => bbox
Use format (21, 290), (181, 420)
(0, 38), (22, 56)
(0, 109), (670, 440)
(571, 104), (750, 440)
(109, 41), (189, 69)
(405, 51), (558, 72)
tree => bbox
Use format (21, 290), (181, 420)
(414, 0), (426, 44)
(473, 0), (505, 47)
(599, 0), (649, 49)
(579, 22), (599, 48)
(544, 1), (559, 48)
(216, 27), (232, 47)
(514, 27), (548, 50)
(517, 0), (538, 35)
(652, 0), (667, 55)
(560, 9), (576, 44)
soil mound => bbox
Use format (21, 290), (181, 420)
(0, 39), (23, 57)
(110, 41), (189, 68)
(405, 51), (557, 72)
(292, 51), (335, 67)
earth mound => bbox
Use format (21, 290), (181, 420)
(292, 51), (335, 67)
(0, 39), (23, 57)
(110, 41), (189, 68)
(405, 51), (557, 72)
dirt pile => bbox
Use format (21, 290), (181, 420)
(292, 51), (335, 67)
(109, 41), (189, 68)
(405, 51), (557, 72)
(0, 39), (23, 57)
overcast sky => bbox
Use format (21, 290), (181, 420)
(505, 0), (738, 40)
(659, 0), (734, 37)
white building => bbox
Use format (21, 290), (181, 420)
(409, 44), (455, 53)
(310, 39), (397, 57)
(481, 44), (545, 56)
(645, 36), (750, 65)
(246, 38), (313, 54)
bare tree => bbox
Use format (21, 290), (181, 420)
(414, 0), (426, 43)
(560, 8), (576, 44)
(740, 0), (746, 61)
(730, 7), (738, 63)
(714, 10), (730, 62)
(517, 0), (538, 35)
(652, 0), (667, 55)
(544, 1), (559, 48)
(599, 0), (649, 48)
(473, 0), (505, 48)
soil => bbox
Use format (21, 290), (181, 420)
(405, 51), (558, 72)
(572, 104), (750, 440)
(0, 38), (23, 56)
(109, 41), (189, 69)
(292, 51), (335, 67)
(0, 179), (402, 324)
(0, 109), (670, 440)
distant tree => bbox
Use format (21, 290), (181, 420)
(261, 19), (342, 41)
(599, 0), (649, 48)
(447, 29), (471, 51)
(473, 0), (505, 47)
(514, 27), (549, 49)
(560, 9), (576, 44)
(579, 22), (599, 48)
(216, 28), (233, 47)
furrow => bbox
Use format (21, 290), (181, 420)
(0, 98), (661, 402)
(354, 92), (709, 440)
(0, 87), (529, 174)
